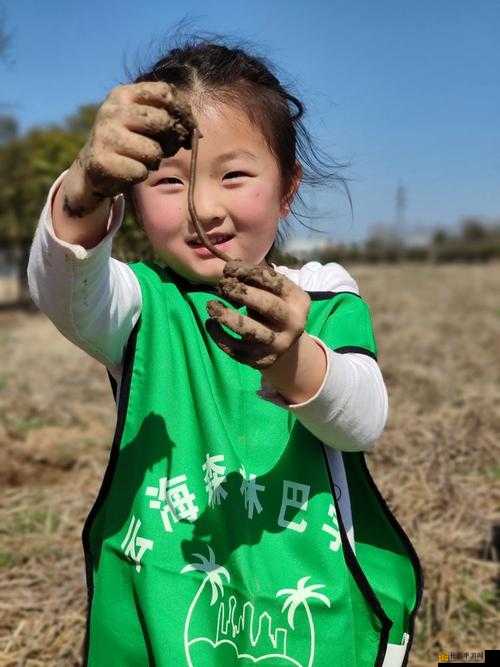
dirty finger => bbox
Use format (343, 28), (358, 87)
(206, 301), (277, 346)
(222, 260), (286, 297)
(205, 319), (278, 369)
(132, 83), (198, 139)
(104, 127), (163, 170)
(131, 81), (177, 108)
(218, 277), (288, 328)
(122, 103), (173, 136)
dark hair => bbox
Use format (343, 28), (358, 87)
(126, 34), (352, 263)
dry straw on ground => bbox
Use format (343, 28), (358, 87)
(0, 262), (499, 666)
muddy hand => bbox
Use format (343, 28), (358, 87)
(63, 82), (198, 218)
(205, 259), (311, 369)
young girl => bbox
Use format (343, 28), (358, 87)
(28, 39), (422, 667)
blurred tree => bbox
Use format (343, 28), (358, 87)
(0, 124), (85, 297)
(0, 114), (18, 143)
(432, 228), (449, 245)
(366, 222), (403, 247)
(364, 223), (404, 262)
(461, 217), (487, 241)
(64, 103), (99, 136)
(113, 196), (155, 264)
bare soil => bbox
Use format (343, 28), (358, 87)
(1, 262), (499, 666)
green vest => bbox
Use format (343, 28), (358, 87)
(82, 260), (423, 667)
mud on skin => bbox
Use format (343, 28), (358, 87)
(63, 85), (198, 218)
(206, 260), (291, 370)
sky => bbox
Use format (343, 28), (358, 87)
(1, 0), (498, 244)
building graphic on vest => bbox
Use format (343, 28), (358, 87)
(181, 546), (331, 666)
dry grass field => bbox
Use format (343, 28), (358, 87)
(0, 262), (499, 666)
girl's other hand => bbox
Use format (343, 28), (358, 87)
(205, 260), (311, 370)
(62, 82), (197, 217)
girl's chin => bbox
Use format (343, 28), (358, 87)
(177, 257), (226, 286)
(157, 242), (271, 285)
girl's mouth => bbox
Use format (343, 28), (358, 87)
(188, 235), (234, 257)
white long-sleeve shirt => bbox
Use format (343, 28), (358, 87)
(27, 172), (388, 455)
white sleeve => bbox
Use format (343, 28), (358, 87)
(27, 170), (142, 382)
(258, 261), (389, 452)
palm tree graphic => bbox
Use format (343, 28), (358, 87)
(276, 576), (331, 667)
(181, 545), (230, 667)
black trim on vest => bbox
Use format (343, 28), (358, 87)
(309, 289), (362, 301)
(356, 453), (425, 667)
(306, 290), (378, 362)
(322, 446), (425, 666)
(334, 345), (378, 361)
(107, 369), (118, 403)
(81, 318), (140, 665)
(320, 446), (392, 666)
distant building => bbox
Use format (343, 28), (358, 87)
(404, 231), (434, 248)
(281, 237), (331, 259)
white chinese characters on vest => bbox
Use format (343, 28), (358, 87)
(121, 453), (342, 573)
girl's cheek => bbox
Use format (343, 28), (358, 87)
(237, 183), (280, 220)
(155, 199), (184, 223)
(144, 198), (184, 237)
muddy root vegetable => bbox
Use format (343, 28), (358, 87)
(187, 128), (233, 262)
(186, 125), (290, 367)
(187, 133), (284, 280)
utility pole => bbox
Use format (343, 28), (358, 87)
(395, 182), (407, 243)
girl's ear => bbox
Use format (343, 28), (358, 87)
(281, 162), (303, 217)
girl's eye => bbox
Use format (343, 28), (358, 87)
(223, 171), (248, 180)
(157, 177), (183, 186)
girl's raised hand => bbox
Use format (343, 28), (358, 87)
(63, 82), (197, 216)
(206, 260), (311, 370)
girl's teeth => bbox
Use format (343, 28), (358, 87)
(193, 237), (229, 246)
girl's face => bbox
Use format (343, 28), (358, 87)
(133, 101), (293, 285)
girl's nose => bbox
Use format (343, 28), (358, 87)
(189, 182), (226, 229)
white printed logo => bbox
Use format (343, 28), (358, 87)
(120, 515), (153, 573)
(202, 454), (228, 507)
(146, 474), (199, 532)
(321, 502), (341, 552)
(239, 465), (266, 519)
(181, 546), (331, 666)
(277, 481), (310, 533)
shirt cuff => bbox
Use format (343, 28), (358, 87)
(44, 169), (125, 259)
(256, 335), (330, 409)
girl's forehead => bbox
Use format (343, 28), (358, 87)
(193, 101), (268, 151)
